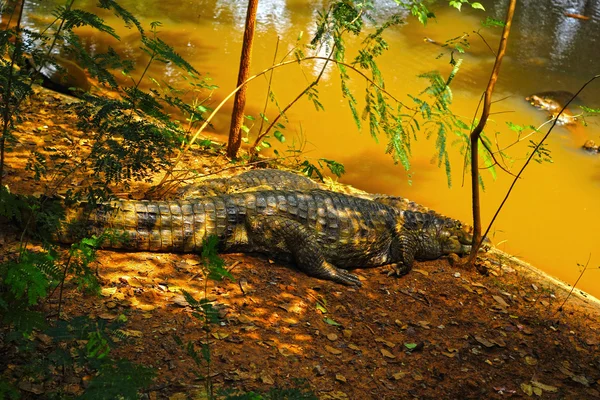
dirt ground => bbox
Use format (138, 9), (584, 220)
(2, 88), (600, 399)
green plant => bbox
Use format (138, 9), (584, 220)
(172, 235), (232, 399)
(0, 0), (213, 396)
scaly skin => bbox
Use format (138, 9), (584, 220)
(177, 169), (319, 198)
(57, 190), (472, 286)
(178, 168), (429, 213)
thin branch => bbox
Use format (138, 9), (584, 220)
(156, 55), (411, 189)
(473, 30), (497, 57)
(480, 75), (600, 246)
(250, 35), (340, 155)
(553, 254), (592, 316)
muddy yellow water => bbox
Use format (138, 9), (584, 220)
(20, 1), (600, 296)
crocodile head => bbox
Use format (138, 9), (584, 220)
(438, 219), (473, 255)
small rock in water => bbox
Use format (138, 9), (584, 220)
(583, 140), (599, 154)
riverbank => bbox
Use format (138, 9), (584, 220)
(2, 87), (600, 399)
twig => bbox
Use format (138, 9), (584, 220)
(399, 288), (431, 306)
(156, 55), (412, 188)
(553, 254), (592, 316)
(480, 75), (599, 248)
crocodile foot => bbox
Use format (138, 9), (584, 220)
(326, 263), (362, 286)
(386, 263), (410, 277)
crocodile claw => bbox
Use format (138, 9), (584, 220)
(332, 267), (362, 287)
(386, 263), (410, 277)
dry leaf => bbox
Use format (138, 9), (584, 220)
(531, 380), (558, 392)
(122, 329), (143, 338)
(375, 337), (395, 348)
(211, 332), (229, 340)
(335, 374), (347, 383)
(380, 348), (395, 359)
(392, 371), (406, 380)
(260, 374), (274, 385)
(325, 345), (342, 355)
(521, 383), (533, 396)
(413, 269), (429, 276)
(327, 333), (339, 341)
(342, 329), (352, 338)
(492, 295), (509, 308)
(475, 335), (495, 348)
(101, 287), (117, 297)
(348, 344), (361, 351)
(524, 356), (538, 366)
(417, 320), (431, 329)
(411, 371), (424, 381)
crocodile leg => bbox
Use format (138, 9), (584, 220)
(246, 215), (362, 286)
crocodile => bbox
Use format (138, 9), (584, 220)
(177, 168), (429, 213)
(56, 190), (473, 286)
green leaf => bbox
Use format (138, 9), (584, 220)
(274, 130), (285, 143)
(315, 303), (327, 313)
(323, 317), (341, 326)
(471, 2), (485, 10)
(404, 343), (417, 350)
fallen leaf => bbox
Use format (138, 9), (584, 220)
(375, 337), (395, 348)
(342, 329), (352, 338)
(335, 374), (347, 383)
(475, 336), (495, 348)
(392, 371), (406, 380)
(98, 313), (116, 320)
(327, 333), (338, 341)
(121, 329), (143, 338)
(260, 374), (274, 385)
(404, 343), (417, 350)
(412, 371), (424, 381)
(532, 387), (542, 396)
(492, 295), (509, 308)
(323, 391), (349, 400)
(325, 345), (342, 355)
(237, 314), (253, 324)
(348, 344), (361, 351)
(571, 375), (590, 386)
(171, 295), (189, 307)
(461, 284), (475, 294)
(521, 383), (533, 396)
(413, 269), (428, 276)
(524, 356), (538, 366)
(211, 332), (229, 340)
(380, 348), (395, 359)
(323, 317), (341, 326)
(417, 321), (431, 329)
(531, 380), (558, 392)
(101, 287), (117, 297)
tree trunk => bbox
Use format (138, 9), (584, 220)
(226, 0), (259, 159)
(465, 0), (517, 266)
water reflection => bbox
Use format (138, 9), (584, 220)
(214, 0), (292, 34)
(480, 0), (600, 95)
